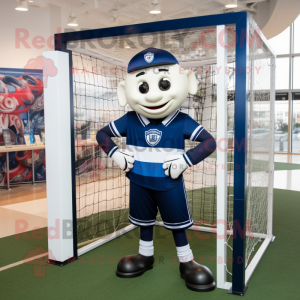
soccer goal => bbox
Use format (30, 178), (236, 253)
(44, 11), (275, 295)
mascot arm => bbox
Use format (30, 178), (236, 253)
(96, 114), (134, 172)
(182, 114), (216, 165)
(96, 113), (128, 156)
(96, 125), (118, 156)
(185, 129), (216, 165)
(163, 114), (216, 179)
(163, 129), (216, 179)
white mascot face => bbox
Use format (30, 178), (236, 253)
(117, 64), (198, 119)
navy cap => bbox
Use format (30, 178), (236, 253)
(128, 48), (178, 73)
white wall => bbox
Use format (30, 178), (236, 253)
(0, 1), (98, 69)
(0, 1), (51, 69)
(1, 0), (300, 69)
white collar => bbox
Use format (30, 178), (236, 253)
(136, 110), (180, 127)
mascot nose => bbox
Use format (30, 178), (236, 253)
(145, 91), (163, 103)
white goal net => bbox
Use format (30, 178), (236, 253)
(67, 23), (274, 285)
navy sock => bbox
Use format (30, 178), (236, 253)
(172, 229), (188, 247)
(140, 226), (154, 242)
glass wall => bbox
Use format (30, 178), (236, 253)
(294, 15), (300, 54)
(275, 93), (289, 152)
(269, 26), (290, 55)
(268, 14), (300, 154)
(276, 58), (289, 90)
(293, 57), (300, 89)
(292, 93), (300, 153)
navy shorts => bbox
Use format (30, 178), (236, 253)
(129, 177), (193, 230)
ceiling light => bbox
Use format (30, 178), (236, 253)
(110, 8), (119, 24)
(68, 1), (78, 26)
(68, 12), (78, 26)
(15, 0), (28, 11)
(225, 0), (237, 8)
(111, 9), (118, 19)
(150, 0), (161, 14)
(29, 0), (33, 2)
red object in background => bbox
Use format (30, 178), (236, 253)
(21, 74), (43, 96)
(0, 76), (34, 114)
(3, 163), (32, 184)
(0, 69), (45, 184)
(15, 149), (45, 167)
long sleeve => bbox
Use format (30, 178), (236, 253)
(96, 125), (119, 157)
(185, 129), (216, 166)
(182, 114), (216, 166)
(96, 113), (128, 157)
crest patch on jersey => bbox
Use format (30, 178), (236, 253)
(144, 52), (154, 63)
(145, 129), (162, 146)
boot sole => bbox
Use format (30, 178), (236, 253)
(180, 274), (216, 292)
(116, 265), (153, 278)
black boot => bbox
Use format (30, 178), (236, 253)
(180, 260), (215, 292)
(116, 254), (154, 278)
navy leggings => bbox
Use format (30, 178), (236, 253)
(140, 226), (188, 247)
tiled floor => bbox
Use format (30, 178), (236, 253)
(0, 182), (47, 206)
(2, 198), (47, 218)
(0, 183), (47, 238)
(0, 207), (47, 238)
(0, 154), (299, 239)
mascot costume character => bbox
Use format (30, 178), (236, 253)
(97, 48), (217, 292)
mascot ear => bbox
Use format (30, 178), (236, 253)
(117, 81), (127, 107)
(185, 70), (198, 95)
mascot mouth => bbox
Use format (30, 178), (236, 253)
(143, 101), (169, 110)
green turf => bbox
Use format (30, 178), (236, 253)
(0, 228), (48, 268)
(77, 209), (129, 245)
(274, 162), (300, 171)
(0, 188), (299, 299)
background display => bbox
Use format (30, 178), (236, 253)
(0, 68), (45, 186)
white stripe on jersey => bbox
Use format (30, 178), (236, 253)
(162, 109), (179, 126)
(194, 127), (204, 140)
(183, 153), (193, 167)
(110, 121), (122, 137)
(136, 113), (150, 127)
(126, 145), (184, 163)
(136, 113), (145, 127)
(190, 125), (203, 141)
(108, 146), (118, 157)
(140, 114), (150, 126)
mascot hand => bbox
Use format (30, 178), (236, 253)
(163, 155), (189, 180)
(111, 149), (135, 172)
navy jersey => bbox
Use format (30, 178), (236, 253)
(107, 110), (204, 191)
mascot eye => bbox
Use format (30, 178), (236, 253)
(138, 82), (149, 94)
(158, 78), (171, 91)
